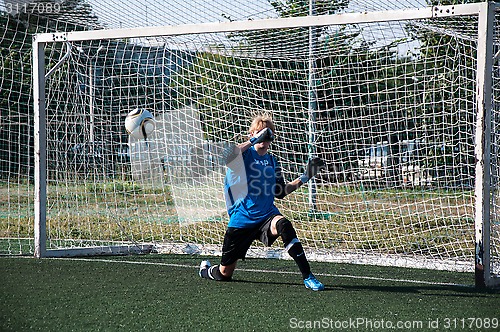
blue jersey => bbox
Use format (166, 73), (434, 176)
(224, 146), (285, 228)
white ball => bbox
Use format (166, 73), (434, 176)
(125, 109), (155, 139)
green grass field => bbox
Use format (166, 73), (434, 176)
(1, 254), (499, 331)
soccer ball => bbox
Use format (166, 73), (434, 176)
(124, 109), (155, 139)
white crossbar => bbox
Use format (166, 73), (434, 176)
(33, 3), (483, 44)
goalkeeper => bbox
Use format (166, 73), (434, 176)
(199, 114), (326, 291)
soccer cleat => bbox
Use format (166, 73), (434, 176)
(199, 260), (211, 277)
(304, 273), (325, 291)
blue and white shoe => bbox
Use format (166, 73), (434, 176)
(304, 273), (325, 291)
(199, 260), (211, 277)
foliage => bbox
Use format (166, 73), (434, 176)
(405, 0), (480, 185)
(169, 0), (425, 177)
(0, 0), (101, 178)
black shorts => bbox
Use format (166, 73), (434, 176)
(221, 215), (281, 266)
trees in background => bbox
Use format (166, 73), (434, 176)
(0, 0), (100, 178)
(0, 0), (486, 187)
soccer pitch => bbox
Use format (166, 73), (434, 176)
(1, 255), (499, 331)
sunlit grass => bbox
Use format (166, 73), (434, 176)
(0, 180), (475, 259)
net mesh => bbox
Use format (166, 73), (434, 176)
(40, 13), (479, 271)
(0, 1), (499, 279)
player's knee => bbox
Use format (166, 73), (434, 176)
(275, 217), (298, 246)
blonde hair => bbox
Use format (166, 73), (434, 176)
(248, 113), (276, 134)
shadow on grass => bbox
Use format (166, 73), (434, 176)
(231, 278), (337, 291)
(336, 284), (500, 297)
(231, 278), (500, 296)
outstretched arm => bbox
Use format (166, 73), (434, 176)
(277, 177), (304, 199)
(222, 128), (274, 166)
(275, 157), (326, 199)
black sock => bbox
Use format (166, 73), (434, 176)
(200, 266), (211, 279)
(201, 265), (232, 281)
(287, 241), (311, 279)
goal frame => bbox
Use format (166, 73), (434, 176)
(32, 2), (498, 288)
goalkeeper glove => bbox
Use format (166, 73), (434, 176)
(299, 157), (326, 183)
(249, 128), (274, 145)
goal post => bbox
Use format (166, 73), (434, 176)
(33, 39), (47, 259)
(31, 2), (500, 288)
(31, 3), (485, 43)
(474, 1), (497, 289)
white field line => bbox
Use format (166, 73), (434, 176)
(8, 256), (473, 289)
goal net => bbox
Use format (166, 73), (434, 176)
(7, 1), (500, 287)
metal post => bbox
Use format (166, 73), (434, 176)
(33, 37), (47, 258)
(474, 1), (495, 288)
(78, 45), (103, 151)
(89, 60), (95, 145)
(308, 0), (318, 212)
